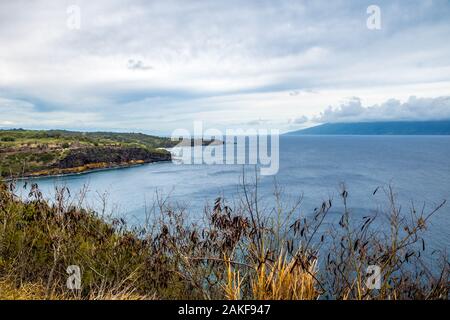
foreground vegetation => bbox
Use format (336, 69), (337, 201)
(0, 178), (448, 300)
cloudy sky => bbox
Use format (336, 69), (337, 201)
(1, 0), (450, 134)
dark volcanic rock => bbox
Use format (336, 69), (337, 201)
(57, 147), (171, 169)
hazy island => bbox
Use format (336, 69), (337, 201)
(287, 120), (450, 135)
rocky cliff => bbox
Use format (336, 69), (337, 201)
(57, 147), (171, 169)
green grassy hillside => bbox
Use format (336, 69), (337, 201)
(0, 129), (175, 178)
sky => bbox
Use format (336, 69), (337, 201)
(1, 0), (450, 135)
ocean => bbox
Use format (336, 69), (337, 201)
(17, 135), (450, 253)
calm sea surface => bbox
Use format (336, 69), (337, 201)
(19, 136), (450, 253)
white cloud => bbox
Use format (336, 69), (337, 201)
(290, 116), (309, 124)
(0, 121), (14, 127)
(0, 97), (102, 129)
(127, 59), (153, 71)
(315, 96), (450, 123)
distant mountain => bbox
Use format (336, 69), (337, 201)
(287, 120), (450, 135)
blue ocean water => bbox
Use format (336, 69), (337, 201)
(18, 135), (450, 252)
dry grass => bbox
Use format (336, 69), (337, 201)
(250, 251), (318, 300)
(0, 276), (153, 300)
(224, 256), (242, 300)
(0, 278), (57, 300)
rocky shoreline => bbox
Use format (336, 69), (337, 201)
(11, 158), (171, 181)
(3, 146), (172, 180)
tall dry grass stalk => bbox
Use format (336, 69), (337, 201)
(251, 250), (318, 300)
(224, 255), (242, 300)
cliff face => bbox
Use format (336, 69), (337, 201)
(57, 147), (171, 169)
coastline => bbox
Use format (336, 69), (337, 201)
(2, 159), (172, 182)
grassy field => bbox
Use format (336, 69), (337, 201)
(0, 129), (175, 178)
(0, 179), (447, 300)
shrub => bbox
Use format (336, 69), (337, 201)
(37, 153), (55, 163)
(1, 137), (15, 142)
